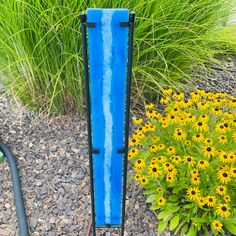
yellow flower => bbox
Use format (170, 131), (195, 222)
(148, 164), (162, 178)
(160, 96), (170, 105)
(171, 155), (182, 164)
(157, 187), (163, 193)
(216, 204), (231, 218)
(172, 92), (184, 100)
(157, 197), (166, 206)
(197, 102), (209, 110)
(206, 195), (217, 207)
(192, 133), (204, 142)
(129, 137), (140, 146)
(140, 177), (149, 186)
(186, 114), (196, 123)
(173, 128), (186, 141)
(146, 110), (156, 118)
(204, 138), (213, 145)
(217, 170), (231, 184)
(145, 103), (154, 109)
(135, 159), (145, 169)
(166, 174), (175, 183)
(230, 167), (236, 177)
(219, 152), (231, 164)
(167, 114), (179, 124)
(223, 194), (231, 203)
(158, 144), (165, 150)
(128, 148), (139, 159)
(233, 132), (236, 142)
(183, 155), (196, 166)
(156, 156), (167, 163)
(210, 107), (223, 116)
(191, 169), (199, 176)
(149, 145), (158, 153)
(134, 174), (141, 181)
(162, 87), (173, 95)
(167, 146), (176, 155)
(199, 114), (209, 122)
(152, 136), (160, 143)
(202, 146), (215, 158)
(193, 121), (209, 132)
(218, 135), (227, 144)
(197, 160), (209, 169)
(165, 167), (177, 177)
(216, 185), (227, 195)
(133, 118), (143, 125)
(212, 220), (223, 231)
(196, 196), (206, 206)
(185, 140), (191, 146)
(191, 176), (200, 185)
(186, 187), (200, 200)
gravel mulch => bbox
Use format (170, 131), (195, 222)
(0, 93), (159, 236)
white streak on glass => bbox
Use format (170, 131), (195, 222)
(101, 10), (114, 224)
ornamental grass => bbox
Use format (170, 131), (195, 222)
(129, 89), (236, 235)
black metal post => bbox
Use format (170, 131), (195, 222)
(121, 12), (135, 236)
(80, 13), (96, 236)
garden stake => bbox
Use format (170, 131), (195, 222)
(80, 9), (135, 236)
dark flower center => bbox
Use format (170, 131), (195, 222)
(220, 188), (223, 191)
(152, 168), (157, 172)
(223, 173), (228, 177)
(196, 134), (200, 138)
(178, 132), (182, 136)
(198, 122), (203, 126)
(224, 123), (228, 127)
(191, 191), (196, 195)
(138, 160), (141, 164)
(200, 161), (204, 164)
(209, 198), (213, 202)
(187, 158), (191, 162)
(207, 147), (211, 151)
(222, 206), (227, 211)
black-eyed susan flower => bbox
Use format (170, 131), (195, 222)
(149, 145), (158, 153)
(163, 162), (174, 170)
(146, 110), (156, 118)
(158, 144), (165, 150)
(216, 185), (227, 195)
(160, 96), (170, 105)
(157, 197), (166, 206)
(173, 128), (186, 141)
(223, 194), (231, 203)
(210, 107), (222, 116)
(193, 121), (209, 132)
(134, 173), (141, 181)
(167, 114), (178, 124)
(128, 148), (139, 159)
(197, 160), (210, 169)
(135, 159), (145, 169)
(216, 204), (231, 218)
(152, 136), (160, 143)
(212, 220), (223, 231)
(171, 155), (182, 164)
(183, 155), (196, 166)
(156, 156), (167, 163)
(230, 167), (236, 177)
(163, 87), (173, 95)
(228, 152), (236, 164)
(157, 187), (163, 193)
(218, 135), (227, 144)
(140, 177), (149, 186)
(172, 92), (184, 100)
(186, 187), (200, 200)
(192, 133), (204, 142)
(217, 170), (231, 184)
(145, 103), (154, 110)
(165, 167), (177, 177)
(202, 146), (215, 158)
(133, 118), (143, 125)
(129, 137), (140, 146)
(167, 146), (176, 155)
(196, 196), (206, 206)
(199, 114), (209, 122)
(191, 169), (199, 176)
(204, 138), (213, 145)
(191, 176), (200, 185)
(219, 152), (230, 164)
(148, 164), (162, 178)
(185, 140), (191, 146)
(206, 195), (217, 207)
(186, 114), (196, 123)
(215, 122), (226, 134)
(166, 175), (175, 183)
(197, 101), (209, 110)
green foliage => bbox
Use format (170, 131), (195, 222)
(0, 0), (235, 113)
(129, 89), (236, 235)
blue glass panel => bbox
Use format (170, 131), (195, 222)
(87, 8), (129, 226)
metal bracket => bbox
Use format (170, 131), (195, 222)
(120, 22), (129, 27)
(86, 22), (96, 27)
(117, 149), (125, 154)
(92, 149), (100, 154)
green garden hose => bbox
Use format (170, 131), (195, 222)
(0, 142), (29, 236)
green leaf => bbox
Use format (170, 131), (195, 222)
(187, 225), (196, 236)
(0, 151), (4, 163)
(157, 219), (169, 233)
(146, 194), (158, 203)
(183, 203), (195, 209)
(191, 217), (208, 223)
(169, 215), (180, 231)
(168, 195), (179, 202)
(144, 189), (156, 195)
(165, 205), (180, 214)
(224, 223), (236, 235)
(150, 204), (161, 211)
(157, 211), (170, 220)
(181, 224), (189, 235)
(222, 218), (236, 224)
